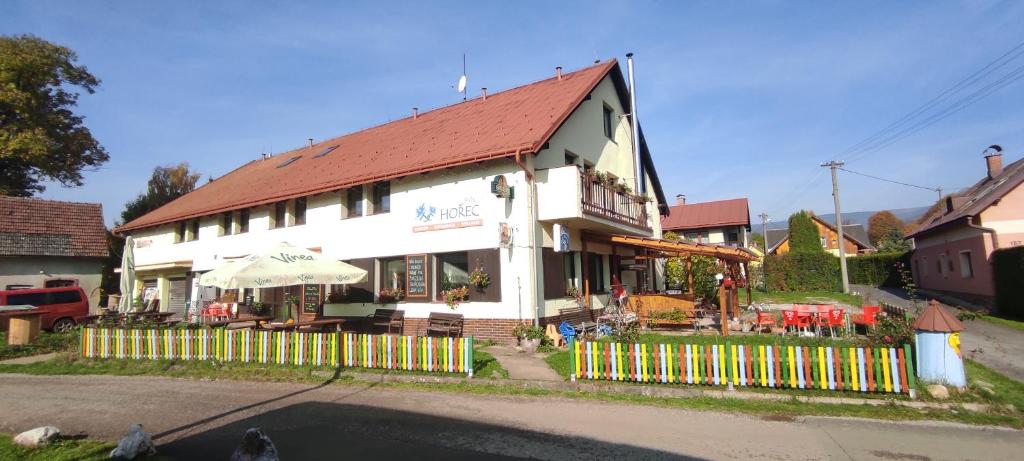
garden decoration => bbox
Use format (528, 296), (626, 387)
(913, 299), (966, 388)
(469, 267), (490, 289)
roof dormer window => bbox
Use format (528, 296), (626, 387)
(277, 156), (301, 168)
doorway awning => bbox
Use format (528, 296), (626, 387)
(606, 235), (757, 262)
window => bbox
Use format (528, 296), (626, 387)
(347, 186), (363, 218)
(273, 202), (287, 228)
(959, 251), (974, 278)
(437, 252), (470, 293)
(564, 151), (578, 166)
(188, 219), (199, 241)
(313, 145), (338, 158)
(221, 211), (233, 236)
(294, 197), (307, 225)
(563, 253), (577, 291)
(938, 255), (946, 276)
(820, 236), (828, 248)
(372, 181), (390, 214)
(277, 156), (301, 168)
(238, 208), (249, 234)
(176, 221), (186, 243)
(587, 254), (606, 294)
(381, 257), (406, 291)
(7, 292), (48, 306)
(725, 231), (739, 244)
(49, 290), (82, 304)
(44, 279), (77, 288)
(602, 104), (615, 139)
(921, 257), (928, 277)
(947, 257), (954, 273)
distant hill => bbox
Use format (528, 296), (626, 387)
(762, 206), (930, 231)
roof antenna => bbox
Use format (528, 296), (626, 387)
(455, 53), (468, 101)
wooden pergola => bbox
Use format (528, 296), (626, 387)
(582, 233), (757, 336)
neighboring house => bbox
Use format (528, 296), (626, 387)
(0, 196), (108, 309)
(114, 60), (669, 343)
(908, 147), (1024, 303)
(661, 195), (751, 247)
(765, 213), (875, 256)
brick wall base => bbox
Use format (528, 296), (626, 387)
(333, 316), (527, 345)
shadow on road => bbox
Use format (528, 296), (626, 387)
(159, 399), (705, 460)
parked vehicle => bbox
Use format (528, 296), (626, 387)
(0, 286), (90, 333)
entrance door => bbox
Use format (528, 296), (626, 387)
(168, 277), (187, 318)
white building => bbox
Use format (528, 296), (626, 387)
(115, 60), (669, 343)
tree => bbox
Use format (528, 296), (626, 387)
(787, 211), (822, 253)
(120, 163), (201, 224)
(751, 232), (766, 249)
(868, 210), (905, 246)
(876, 228), (913, 254)
(0, 34), (108, 196)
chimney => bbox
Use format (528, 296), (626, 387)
(556, 66), (562, 81)
(481, 88), (487, 101)
(675, 194), (686, 206)
(984, 144), (1003, 179)
(308, 138), (313, 148)
(412, 107), (418, 119)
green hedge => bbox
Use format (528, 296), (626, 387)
(764, 252), (841, 291)
(847, 252), (909, 287)
(993, 246), (1024, 319)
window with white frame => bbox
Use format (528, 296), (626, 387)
(959, 251), (974, 278)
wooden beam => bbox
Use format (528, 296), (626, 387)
(581, 238), (590, 308)
(719, 282), (729, 336)
(686, 257), (694, 296)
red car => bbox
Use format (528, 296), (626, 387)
(0, 286), (91, 333)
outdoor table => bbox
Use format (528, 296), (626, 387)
(204, 315), (274, 329)
(260, 319), (345, 332)
(1, 305), (41, 346)
(127, 312), (175, 322)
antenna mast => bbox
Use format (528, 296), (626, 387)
(462, 53), (467, 101)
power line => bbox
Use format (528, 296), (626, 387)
(837, 167), (939, 193)
(838, 39), (1024, 163)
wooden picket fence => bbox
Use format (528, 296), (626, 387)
(570, 340), (915, 394)
(80, 327), (473, 376)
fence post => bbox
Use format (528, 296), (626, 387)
(467, 336), (474, 378)
(903, 343), (917, 398)
(568, 337), (576, 382)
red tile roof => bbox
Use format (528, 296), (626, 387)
(661, 198), (750, 231)
(0, 196), (108, 258)
(117, 60), (636, 233)
(909, 155), (1024, 238)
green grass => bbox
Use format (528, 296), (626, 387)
(978, 315), (1024, 333)
(0, 331), (78, 361)
(964, 359), (1024, 410)
(751, 290), (863, 306)
(0, 434), (115, 461)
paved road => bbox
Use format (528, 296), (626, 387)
(0, 374), (1021, 460)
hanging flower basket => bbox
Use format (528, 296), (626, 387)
(440, 286), (469, 309)
(469, 267), (490, 289)
(378, 287), (405, 304)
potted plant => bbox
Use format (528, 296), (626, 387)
(522, 325), (545, 353)
(616, 180), (632, 194)
(327, 290), (347, 303)
(285, 294), (300, 319)
(249, 301), (270, 317)
(593, 171), (608, 185)
(440, 286), (469, 309)
(566, 285), (582, 303)
(469, 267), (490, 290)
(378, 287), (404, 304)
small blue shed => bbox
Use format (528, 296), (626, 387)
(913, 300), (966, 388)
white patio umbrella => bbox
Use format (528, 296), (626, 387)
(117, 236), (136, 313)
(198, 242), (367, 289)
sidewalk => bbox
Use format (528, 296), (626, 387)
(483, 345), (561, 381)
(0, 352), (60, 365)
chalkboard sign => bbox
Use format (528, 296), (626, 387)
(303, 284), (321, 314)
(406, 254), (428, 298)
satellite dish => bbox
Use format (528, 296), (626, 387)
(457, 75), (467, 93)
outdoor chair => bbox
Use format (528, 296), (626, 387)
(754, 312), (777, 335)
(426, 312), (464, 337)
(826, 309), (846, 336)
(781, 310), (810, 335)
(851, 305), (881, 331)
(368, 308), (404, 334)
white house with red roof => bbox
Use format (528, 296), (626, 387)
(114, 60), (669, 342)
(660, 195), (751, 247)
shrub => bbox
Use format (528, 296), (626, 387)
(765, 252), (840, 291)
(847, 252), (909, 287)
(788, 211), (823, 254)
(993, 246), (1024, 319)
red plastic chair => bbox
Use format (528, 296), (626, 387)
(755, 312), (777, 334)
(813, 304), (834, 331)
(781, 310), (809, 335)
(851, 306), (880, 330)
(201, 303), (226, 323)
(826, 309), (845, 336)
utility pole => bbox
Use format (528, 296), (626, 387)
(822, 161), (850, 293)
(758, 212), (769, 291)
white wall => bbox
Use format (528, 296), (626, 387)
(0, 256), (104, 311)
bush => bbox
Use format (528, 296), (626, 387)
(993, 246), (1024, 319)
(847, 252), (909, 287)
(765, 252), (840, 291)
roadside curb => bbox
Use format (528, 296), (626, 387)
(333, 370), (992, 412)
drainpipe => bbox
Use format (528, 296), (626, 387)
(966, 216), (999, 250)
(513, 148), (540, 326)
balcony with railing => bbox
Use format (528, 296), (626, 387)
(579, 171), (650, 230)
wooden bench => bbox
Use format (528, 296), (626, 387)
(426, 312), (463, 337)
(368, 308), (405, 334)
(558, 306), (597, 334)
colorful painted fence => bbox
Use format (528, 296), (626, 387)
(80, 327), (473, 376)
(569, 340), (915, 394)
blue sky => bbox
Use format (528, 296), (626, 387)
(3, 1), (1023, 228)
